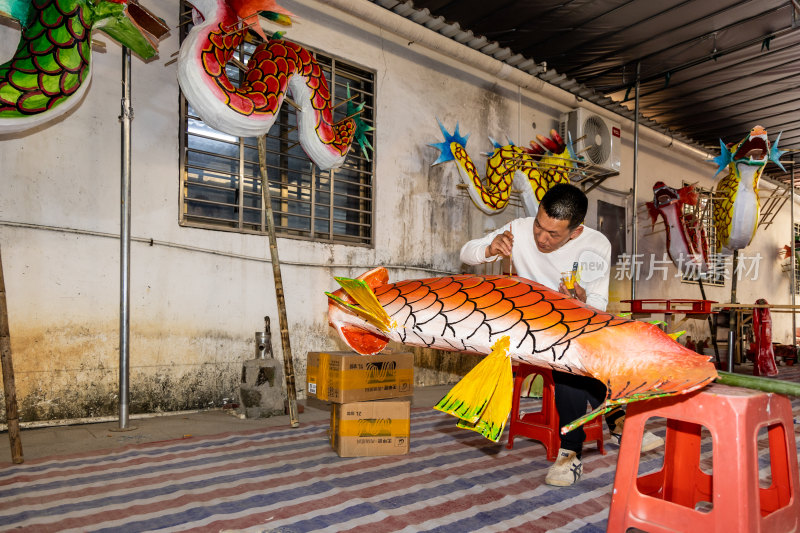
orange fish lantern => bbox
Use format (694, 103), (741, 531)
(326, 267), (718, 441)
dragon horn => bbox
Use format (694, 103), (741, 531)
(95, 2), (161, 59)
(0, 0), (33, 26)
(535, 133), (559, 153)
(527, 141), (545, 154)
(549, 128), (565, 146)
(488, 136), (504, 150)
(712, 139), (731, 177)
(678, 185), (698, 206)
(430, 120), (469, 165)
(769, 131), (786, 171)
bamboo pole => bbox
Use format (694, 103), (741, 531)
(0, 245), (23, 463)
(563, 370), (800, 434)
(257, 135), (299, 427)
(716, 371), (800, 397)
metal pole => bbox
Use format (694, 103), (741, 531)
(697, 278), (721, 364)
(118, 47), (132, 429)
(727, 329), (735, 373)
(631, 62), (640, 300)
(730, 249), (739, 371)
(257, 135), (299, 427)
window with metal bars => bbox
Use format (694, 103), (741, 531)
(178, 6), (375, 246)
(681, 185), (725, 286)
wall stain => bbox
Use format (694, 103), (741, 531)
(3, 321), (247, 422)
(1, 321), (474, 422)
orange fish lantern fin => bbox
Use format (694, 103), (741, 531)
(324, 291), (381, 328)
(326, 268), (392, 355)
(355, 266), (390, 290)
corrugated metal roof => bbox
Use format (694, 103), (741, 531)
(371, 0), (799, 189)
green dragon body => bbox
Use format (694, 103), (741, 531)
(0, 0), (161, 134)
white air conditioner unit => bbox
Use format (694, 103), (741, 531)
(559, 108), (621, 173)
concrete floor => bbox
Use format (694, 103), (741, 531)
(0, 385), (453, 464)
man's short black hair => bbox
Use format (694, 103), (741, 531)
(540, 183), (587, 230)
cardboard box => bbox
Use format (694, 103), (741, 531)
(330, 400), (410, 457)
(306, 351), (413, 403)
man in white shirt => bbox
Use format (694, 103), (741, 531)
(460, 183), (661, 486)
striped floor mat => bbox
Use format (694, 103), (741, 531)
(0, 399), (798, 532)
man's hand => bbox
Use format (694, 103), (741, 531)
(486, 230), (514, 258)
(558, 281), (587, 303)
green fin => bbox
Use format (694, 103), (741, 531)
(667, 330), (686, 340)
(559, 403), (614, 435)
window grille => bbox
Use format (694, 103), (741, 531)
(681, 186), (725, 286)
(178, 6), (375, 245)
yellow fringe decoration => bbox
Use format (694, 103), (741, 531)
(435, 337), (514, 442)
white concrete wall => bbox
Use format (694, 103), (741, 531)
(0, 0), (796, 420)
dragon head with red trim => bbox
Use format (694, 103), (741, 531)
(186, 0), (292, 40)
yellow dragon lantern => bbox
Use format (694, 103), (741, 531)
(712, 125), (785, 254)
(430, 121), (577, 216)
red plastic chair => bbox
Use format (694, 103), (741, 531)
(506, 363), (605, 461)
(607, 383), (800, 533)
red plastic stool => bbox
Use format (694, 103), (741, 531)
(607, 383), (800, 533)
(506, 363), (605, 461)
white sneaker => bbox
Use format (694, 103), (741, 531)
(610, 416), (664, 452)
(545, 448), (583, 486)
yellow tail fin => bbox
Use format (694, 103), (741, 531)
(456, 357), (513, 442)
(435, 337), (514, 442)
